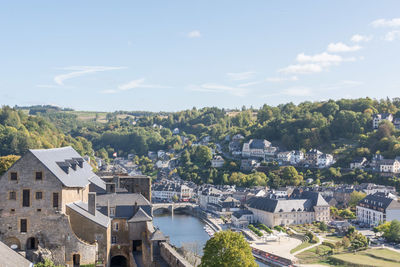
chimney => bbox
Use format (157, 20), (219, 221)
(88, 192), (96, 215)
(134, 201), (138, 213)
(106, 183), (116, 193)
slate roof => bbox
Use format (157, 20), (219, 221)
(249, 139), (271, 149)
(128, 207), (152, 223)
(30, 147), (99, 188)
(247, 197), (314, 213)
(66, 201), (110, 228)
(232, 209), (253, 219)
(298, 191), (329, 207)
(96, 192), (151, 206)
(96, 192), (152, 219)
(358, 192), (400, 211)
(0, 241), (33, 267)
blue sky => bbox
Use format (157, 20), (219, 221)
(1, 1), (400, 111)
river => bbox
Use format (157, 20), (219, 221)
(153, 212), (268, 266)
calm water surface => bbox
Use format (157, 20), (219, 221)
(153, 213), (268, 266)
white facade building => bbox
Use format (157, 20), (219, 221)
(356, 192), (400, 226)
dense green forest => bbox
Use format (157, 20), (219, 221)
(3, 97), (400, 189)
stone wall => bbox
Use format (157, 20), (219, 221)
(66, 206), (110, 264)
(160, 242), (193, 267)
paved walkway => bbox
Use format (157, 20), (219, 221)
(292, 237), (323, 256)
(251, 236), (302, 261)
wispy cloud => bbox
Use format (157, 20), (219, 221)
(371, 18), (400, 28)
(296, 52), (354, 66)
(237, 81), (263, 88)
(265, 76), (298, 82)
(226, 71), (256, 81)
(189, 83), (248, 96)
(101, 78), (171, 94)
(54, 66), (126, 85)
(327, 42), (362, 53)
(279, 64), (323, 74)
(187, 30), (201, 38)
(351, 34), (372, 43)
(384, 31), (400, 41)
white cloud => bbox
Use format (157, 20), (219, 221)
(265, 76), (298, 82)
(327, 42), (362, 53)
(278, 64), (323, 74)
(283, 87), (312, 96)
(118, 78), (146, 90)
(296, 52), (346, 66)
(226, 71), (256, 81)
(187, 30), (201, 38)
(351, 34), (373, 43)
(100, 78), (170, 94)
(371, 18), (400, 28)
(54, 66), (125, 85)
(189, 83), (247, 96)
(384, 31), (400, 41)
(237, 81), (263, 88)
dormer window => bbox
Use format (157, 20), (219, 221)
(56, 162), (70, 174)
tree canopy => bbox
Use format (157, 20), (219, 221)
(200, 230), (257, 267)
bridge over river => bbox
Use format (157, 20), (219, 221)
(152, 202), (198, 215)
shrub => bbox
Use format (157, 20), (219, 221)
(322, 241), (336, 249)
(249, 224), (263, 237)
(258, 223), (272, 234)
(305, 231), (318, 243)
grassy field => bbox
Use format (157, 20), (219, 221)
(324, 235), (343, 243)
(65, 111), (136, 123)
(296, 244), (333, 264)
(290, 237), (319, 254)
(329, 249), (400, 267)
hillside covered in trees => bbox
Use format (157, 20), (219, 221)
(3, 97), (400, 189)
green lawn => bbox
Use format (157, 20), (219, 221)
(296, 245), (333, 264)
(290, 237), (319, 254)
(324, 235), (343, 243)
(329, 249), (400, 267)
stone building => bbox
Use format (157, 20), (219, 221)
(246, 191), (330, 227)
(95, 185), (153, 266)
(100, 174), (151, 202)
(0, 147), (111, 266)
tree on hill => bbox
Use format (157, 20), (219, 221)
(0, 155), (20, 175)
(200, 230), (257, 267)
(348, 191), (367, 208)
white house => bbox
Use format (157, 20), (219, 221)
(290, 150), (304, 165)
(242, 139), (271, 159)
(373, 113), (393, 129)
(317, 154), (334, 168)
(211, 155), (225, 168)
(379, 159), (400, 173)
(231, 210), (254, 228)
(172, 128), (180, 135)
(356, 192), (400, 226)
(277, 151), (293, 163)
(350, 157), (368, 169)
